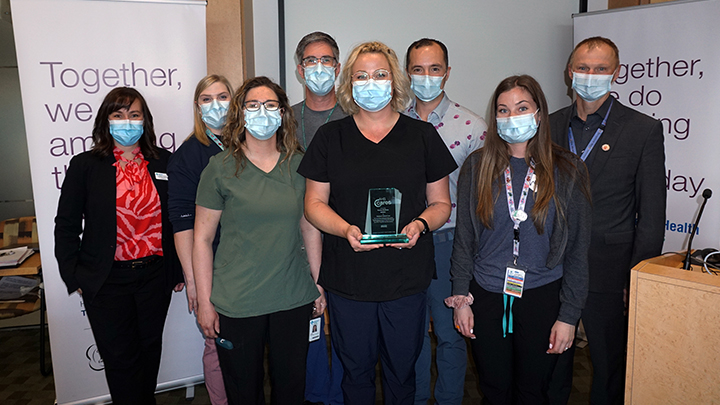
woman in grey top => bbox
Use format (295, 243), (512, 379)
(446, 75), (592, 404)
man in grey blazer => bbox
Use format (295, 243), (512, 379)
(548, 37), (666, 405)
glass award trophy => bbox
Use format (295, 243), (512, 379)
(360, 188), (409, 244)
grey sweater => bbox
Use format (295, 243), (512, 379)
(450, 148), (592, 324)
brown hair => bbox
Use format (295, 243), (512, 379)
(405, 38), (449, 70)
(190, 74), (234, 146)
(476, 75), (587, 233)
(337, 41), (412, 115)
(91, 87), (158, 159)
(295, 31), (340, 64)
(222, 76), (300, 176)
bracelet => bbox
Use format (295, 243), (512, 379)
(412, 217), (429, 235)
(443, 293), (475, 310)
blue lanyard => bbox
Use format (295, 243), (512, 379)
(568, 99), (613, 162)
(205, 129), (224, 151)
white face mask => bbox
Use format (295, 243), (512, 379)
(200, 99), (230, 130)
(496, 110), (539, 144)
(352, 79), (392, 112)
(572, 72), (614, 102)
(244, 106), (282, 141)
(410, 74), (444, 102)
(109, 120), (144, 146)
(304, 63), (336, 96)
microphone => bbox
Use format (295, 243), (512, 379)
(683, 188), (712, 270)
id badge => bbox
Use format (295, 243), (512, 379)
(529, 173), (537, 192)
(309, 316), (321, 342)
(503, 265), (526, 298)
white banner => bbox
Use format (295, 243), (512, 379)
(11, 0), (207, 403)
(573, 0), (720, 252)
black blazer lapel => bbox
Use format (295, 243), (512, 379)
(550, 105), (573, 150)
(147, 157), (168, 199)
(98, 153), (118, 221)
(586, 105), (626, 185)
(557, 109), (572, 150)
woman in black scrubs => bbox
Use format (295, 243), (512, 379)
(298, 41), (457, 405)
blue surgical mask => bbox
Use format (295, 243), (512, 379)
(496, 111), (539, 144)
(410, 74), (444, 102)
(572, 72), (614, 102)
(109, 120), (144, 146)
(352, 79), (392, 112)
(200, 99), (230, 130)
(244, 106), (282, 141)
(304, 63), (336, 96)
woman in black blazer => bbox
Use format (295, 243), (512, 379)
(54, 87), (182, 405)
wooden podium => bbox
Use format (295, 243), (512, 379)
(626, 253), (720, 403)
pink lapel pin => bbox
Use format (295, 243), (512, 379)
(601, 144), (610, 152)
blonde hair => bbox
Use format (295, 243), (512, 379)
(222, 76), (301, 176)
(190, 74), (234, 146)
(337, 41), (412, 114)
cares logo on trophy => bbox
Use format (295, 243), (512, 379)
(362, 188), (409, 244)
(373, 197), (393, 208)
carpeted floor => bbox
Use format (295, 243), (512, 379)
(0, 326), (592, 404)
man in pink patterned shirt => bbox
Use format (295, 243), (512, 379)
(404, 38), (487, 405)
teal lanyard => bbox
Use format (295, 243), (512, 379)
(205, 129), (224, 151)
(301, 101), (337, 148)
(503, 295), (515, 338)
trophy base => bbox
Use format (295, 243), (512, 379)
(360, 234), (409, 245)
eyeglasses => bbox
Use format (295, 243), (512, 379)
(301, 56), (337, 68)
(243, 100), (281, 112)
(351, 69), (391, 85)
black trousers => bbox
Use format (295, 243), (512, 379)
(549, 291), (626, 405)
(327, 290), (427, 405)
(84, 257), (171, 405)
(216, 303), (313, 405)
(469, 278), (561, 405)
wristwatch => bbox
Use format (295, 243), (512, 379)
(412, 217), (429, 235)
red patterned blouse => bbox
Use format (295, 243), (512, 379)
(113, 147), (163, 261)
